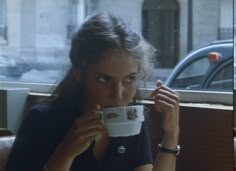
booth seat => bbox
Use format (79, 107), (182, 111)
(0, 135), (235, 171)
(0, 136), (15, 171)
(0, 103), (234, 171)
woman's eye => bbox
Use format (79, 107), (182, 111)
(97, 75), (110, 83)
(125, 75), (137, 84)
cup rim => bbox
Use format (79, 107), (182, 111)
(104, 121), (143, 125)
(102, 105), (144, 110)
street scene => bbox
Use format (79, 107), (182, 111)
(0, 0), (233, 90)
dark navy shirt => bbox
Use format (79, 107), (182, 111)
(6, 102), (153, 171)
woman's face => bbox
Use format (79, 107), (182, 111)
(83, 49), (139, 108)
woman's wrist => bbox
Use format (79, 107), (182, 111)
(45, 143), (75, 171)
(46, 153), (73, 171)
(54, 142), (76, 161)
(161, 131), (179, 149)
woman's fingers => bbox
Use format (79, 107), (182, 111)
(74, 104), (102, 129)
(155, 89), (179, 103)
(151, 81), (179, 98)
(154, 92), (179, 113)
(75, 118), (103, 133)
(76, 127), (102, 141)
(151, 81), (180, 139)
(152, 84), (179, 111)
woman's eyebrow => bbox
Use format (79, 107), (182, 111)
(126, 72), (138, 76)
(95, 72), (137, 77)
(95, 72), (112, 77)
(95, 72), (109, 75)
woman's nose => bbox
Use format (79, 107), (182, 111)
(111, 82), (124, 101)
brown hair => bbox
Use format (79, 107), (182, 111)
(51, 12), (156, 105)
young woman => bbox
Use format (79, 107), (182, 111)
(6, 12), (180, 171)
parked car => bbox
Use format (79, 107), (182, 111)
(0, 55), (31, 78)
(165, 39), (233, 91)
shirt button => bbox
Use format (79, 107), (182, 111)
(118, 146), (126, 154)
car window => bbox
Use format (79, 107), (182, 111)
(170, 57), (210, 89)
(208, 61), (233, 90)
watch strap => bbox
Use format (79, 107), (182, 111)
(158, 144), (180, 155)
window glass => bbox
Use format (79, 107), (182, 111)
(0, 0), (7, 43)
(233, 0), (236, 126)
(171, 58), (209, 89)
(178, 58), (209, 80)
(0, 0), (233, 94)
(208, 62), (232, 90)
(234, 0), (236, 90)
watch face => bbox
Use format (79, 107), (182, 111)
(176, 145), (181, 155)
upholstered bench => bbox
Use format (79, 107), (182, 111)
(0, 136), (15, 171)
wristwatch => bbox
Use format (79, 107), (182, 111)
(158, 144), (181, 155)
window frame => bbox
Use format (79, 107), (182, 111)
(0, 81), (233, 105)
(137, 88), (233, 106)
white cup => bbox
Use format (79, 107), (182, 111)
(100, 105), (144, 137)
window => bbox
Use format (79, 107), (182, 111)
(142, 0), (179, 68)
(0, 0), (7, 44)
(164, 40), (233, 91)
(170, 58), (210, 89)
(0, 0), (233, 105)
(66, 0), (85, 42)
(234, 0), (236, 90)
(208, 61), (232, 90)
(233, 0), (236, 126)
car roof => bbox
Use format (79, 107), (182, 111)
(189, 39), (233, 55)
(165, 39), (233, 85)
(176, 39), (233, 64)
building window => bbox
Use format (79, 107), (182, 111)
(142, 0), (179, 68)
(0, 0), (7, 44)
(67, 0), (86, 41)
(218, 28), (233, 40)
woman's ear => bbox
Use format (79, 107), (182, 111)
(73, 69), (80, 80)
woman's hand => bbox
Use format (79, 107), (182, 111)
(151, 80), (180, 147)
(57, 105), (104, 159)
